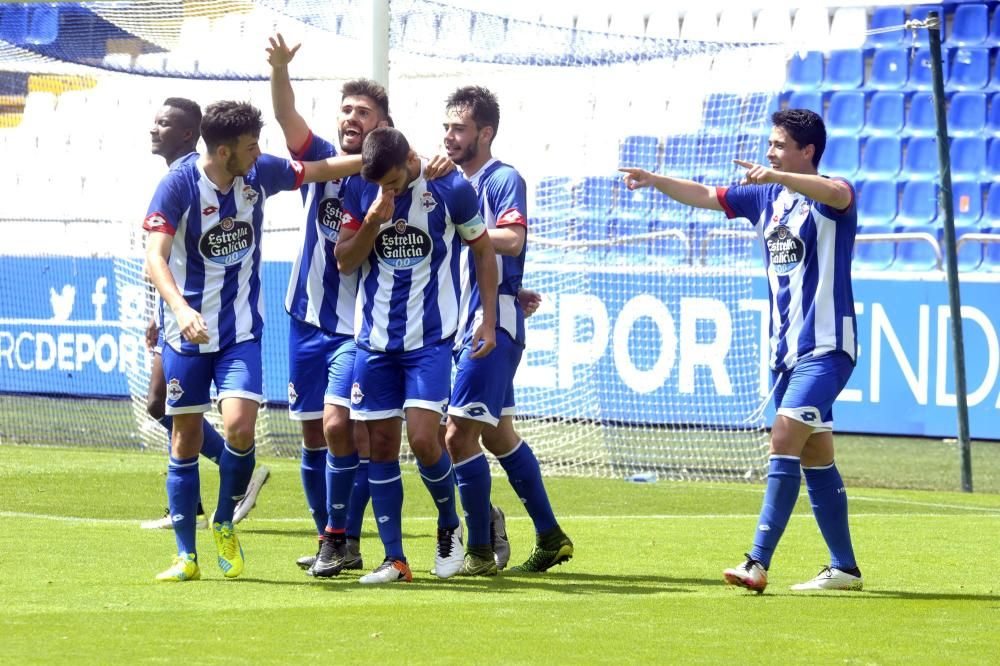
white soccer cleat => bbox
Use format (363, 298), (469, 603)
(723, 555), (768, 593)
(490, 505), (511, 570)
(233, 465), (270, 524)
(359, 558), (412, 584)
(433, 522), (464, 579)
(790, 566), (863, 591)
(141, 509), (208, 530)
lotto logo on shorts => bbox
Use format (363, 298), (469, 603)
(166, 378), (184, 402)
(351, 382), (364, 405)
(800, 411), (816, 422)
(287, 382), (298, 404)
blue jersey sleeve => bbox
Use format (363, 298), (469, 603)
(143, 170), (189, 235)
(489, 168), (528, 228)
(717, 183), (778, 226)
(253, 153), (305, 194)
(291, 131), (338, 162)
(447, 173), (482, 225)
(339, 176), (371, 230)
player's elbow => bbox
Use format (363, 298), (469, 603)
(831, 182), (853, 211)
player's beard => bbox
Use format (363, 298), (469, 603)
(450, 141), (477, 166)
(226, 153), (252, 177)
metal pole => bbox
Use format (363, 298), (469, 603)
(927, 11), (973, 492)
(370, 0), (390, 89)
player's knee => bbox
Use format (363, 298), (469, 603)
(225, 424), (256, 450)
(444, 419), (481, 461)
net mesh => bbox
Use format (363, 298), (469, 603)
(0, 0), (781, 480)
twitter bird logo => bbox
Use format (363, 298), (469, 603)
(49, 284), (76, 321)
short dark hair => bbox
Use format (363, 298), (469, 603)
(200, 101), (263, 151)
(771, 108), (826, 168)
(445, 85), (500, 144)
(342, 79), (389, 120)
(361, 127), (410, 182)
(162, 97), (202, 139)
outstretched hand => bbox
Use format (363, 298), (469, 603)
(266, 33), (301, 67)
(619, 167), (654, 191)
(424, 154), (456, 180)
(733, 159), (779, 185)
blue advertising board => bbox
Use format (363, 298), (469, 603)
(1, 255), (997, 440)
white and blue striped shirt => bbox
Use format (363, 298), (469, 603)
(718, 180), (858, 372)
(284, 131), (358, 336)
(456, 158), (527, 347)
(341, 163), (487, 353)
(144, 153), (304, 354)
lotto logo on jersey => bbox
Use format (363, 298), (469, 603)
(166, 378), (184, 402)
(287, 382), (298, 404)
(199, 217), (255, 266)
(498, 208), (526, 227)
(317, 197), (344, 240)
(765, 225), (805, 275)
(375, 219), (432, 270)
(351, 382), (364, 405)
(143, 212), (170, 232)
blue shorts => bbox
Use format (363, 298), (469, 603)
(448, 332), (523, 426)
(772, 351), (854, 432)
(350, 338), (453, 420)
(287, 317), (356, 420)
(162, 340), (263, 415)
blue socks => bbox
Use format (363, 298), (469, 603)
(749, 455), (802, 569)
(454, 453), (492, 548)
(417, 450), (459, 530)
(166, 455), (199, 558)
(300, 446), (328, 535)
(157, 415), (225, 464)
(804, 462), (857, 571)
(497, 440), (557, 535)
(215, 443), (255, 524)
(327, 452), (359, 532)
(368, 461), (404, 560)
(346, 458), (370, 540)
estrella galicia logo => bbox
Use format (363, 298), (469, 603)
(199, 217), (254, 266)
(375, 219), (432, 270)
(765, 225), (805, 275)
(317, 197), (344, 240)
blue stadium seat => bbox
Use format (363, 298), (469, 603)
(787, 90), (823, 116)
(893, 223), (942, 271)
(952, 180), (984, 225)
(907, 5), (945, 48)
(988, 94), (1000, 136)
(613, 183), (653, 253)
(865, 7), (905, 49)
(786, 51), (824, 91)
(648, 198), (692, 266)
(948, 47), (990, 91)
(573, 176), (616, 242)
(868, 49), (909, 90)
(25, 4), (59, 45)
(982, 184), (1000, 270)
(0, 4), (27, 44)
(987, 139), (1000, 180)
(825, 50), (864, 90)
(901, 136), (940, 180)
(909, 48), (947, 91)
(858, 136), (902, 180)
(905, 92), (938, 137)
(697, 135), (736, 181)
(955, 221), (984, 270)
(951, 137), (987, 181)
(660, 135), (699, 176)
(866, 91), (906, 136)
(946, 3), (988, 47)
(823, 136), (860, 177)
(947, 92), (987, 136)
(530, 176), (574, 254)
(897, 180), (938, 226)
(858, 179), (898, 226)
(619, 135), (660, 172)
(826, 91), (865, 136)
(737, 133), (769, 166)
(853, 223), (896, 270)
(988, 54), (1000, 91)
(987, 5), (1000, 47)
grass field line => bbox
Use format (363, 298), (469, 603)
(723, 484), (1000, 513)
(3, 510), (1000, 525)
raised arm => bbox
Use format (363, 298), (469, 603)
(266, 33), (310, 152)
(145, 231), (208, 344)
(733, 159), (852, 210)
(334, 187), (395, 274)
(619, 167), (723, 211)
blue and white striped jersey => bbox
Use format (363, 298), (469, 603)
(717, 180), (858, 372)
(341, 163), (487, 353)
(284, 131), (358, 336)
(144, 153), (304, 354)
(456, 158), (527, 348)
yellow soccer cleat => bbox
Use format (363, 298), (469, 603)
(213, 521), (245, 578)
(155, 553), (201, 582)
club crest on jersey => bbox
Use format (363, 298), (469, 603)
(242, 185), (259, 205)
(166, 378), (184, 402)
(287, 382), (298, 404)
(199, 216), (255, 266)
(376, 219), (432, 270)
(317, 197), (344, 240)
(351, 382), (364, 405)
(765, 224), (805, 275)
(420, 191), (437, 212)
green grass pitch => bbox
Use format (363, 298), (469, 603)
(1, 444), (999, 664)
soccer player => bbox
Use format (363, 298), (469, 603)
(442, 86), (573, 576)
(620, 108), (862, 593)
(336, 127), (499, 584)
(145, 100), (363, 582)
(267, 34), (377, 577)
(140, 97), (269, 532)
